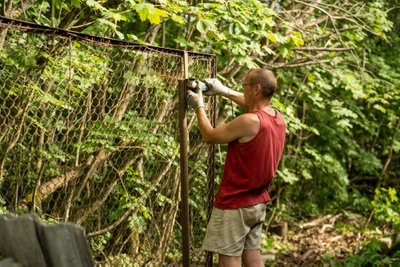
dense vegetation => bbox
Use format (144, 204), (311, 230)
(1, 0), (399, 264)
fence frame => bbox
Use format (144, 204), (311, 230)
(0, 15), (216, 266)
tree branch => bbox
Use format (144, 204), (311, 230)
(294, 46), (354, 52)
(257, 58), (333, 69)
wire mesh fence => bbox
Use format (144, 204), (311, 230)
(0, 17), (216, 266)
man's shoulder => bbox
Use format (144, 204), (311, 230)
(239, 112), (260, 119)
(236, 113), (260, 125)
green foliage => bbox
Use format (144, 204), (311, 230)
(2, 0), (400, 264)
(276, 167), (298, 185)
(372, 188), (400, 230)
(0, 197), (6, 214)
(348, 190), (373, 215)
(89, 232), (112, 255)
(261, 234), (289, 255)
(345, 238), (398, 266)
(135, 3), (168, 25)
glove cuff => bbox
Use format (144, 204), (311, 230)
(221, 87), (230, 97)
(194, 105), (205, 112)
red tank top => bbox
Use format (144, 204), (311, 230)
(214, 109), (286, 209)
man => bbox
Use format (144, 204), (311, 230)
(187, 68), (286, 267)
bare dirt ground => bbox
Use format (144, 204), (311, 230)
(263, 212), (388, 266)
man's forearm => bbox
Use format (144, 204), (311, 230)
(226, 90), (245, 108)
(195, 107), (214, 143)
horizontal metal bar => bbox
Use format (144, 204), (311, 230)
(0, 16), (215, 58)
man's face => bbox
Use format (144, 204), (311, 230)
(242, 74), (255, 108)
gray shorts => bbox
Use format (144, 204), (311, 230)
(201, 202), (267, 257)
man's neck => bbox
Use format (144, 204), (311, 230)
(247, 99), (271, 112)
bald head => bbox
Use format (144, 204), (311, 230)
(246, 69), (277, 99)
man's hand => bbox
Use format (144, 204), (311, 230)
(203, 78), (230, 97)
(187, 90), (204, 111)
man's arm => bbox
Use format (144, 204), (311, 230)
(195, 107), (259, 144)
(225, 90), (245, 109)
(187, 84), (258, 144)
(204, 79), (245, 109)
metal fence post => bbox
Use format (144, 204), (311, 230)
(179, 51), (190, 267)
(205, 56), (217, 267)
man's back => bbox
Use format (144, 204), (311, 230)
(215, 109), (286, 209)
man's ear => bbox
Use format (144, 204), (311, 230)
(254, 84), (262, 96)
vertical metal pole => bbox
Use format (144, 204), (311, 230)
(205, 55), (217, 267)
(179, 51), (190, 267)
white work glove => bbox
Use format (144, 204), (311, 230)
(203, 78), (230, 97)
(187, 90), (204, 111)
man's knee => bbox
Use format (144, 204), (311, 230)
(218, 254), (241, 267)
(243, 249), (263, 267)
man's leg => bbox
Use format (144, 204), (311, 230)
(242, 203), (267, 267)
(202, 208), (248, 260)
(218, 254), (241, 267)
(242, 249), (263, 267)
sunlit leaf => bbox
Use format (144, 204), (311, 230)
(277, 168), (299, 185)
(196, 19), (216, 34)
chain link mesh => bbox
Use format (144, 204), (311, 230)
(0, 18), (216, 265)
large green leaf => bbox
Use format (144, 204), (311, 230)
(135, 3), (168, 25)
(196, 19), (216, 34)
